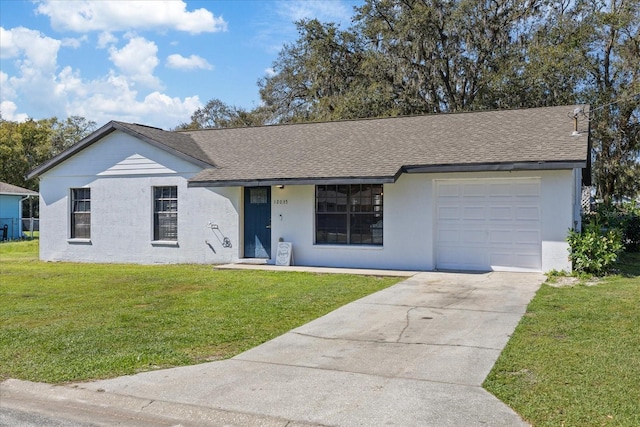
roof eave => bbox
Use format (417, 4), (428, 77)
(187, 160), (587, 188)
(403, 160), (587, 174)
(188, 175), (398, 188)
(0, 192), (38, 196)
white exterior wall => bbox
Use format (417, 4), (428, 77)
(271, 170), (577, 272)
(39, 131), (242, 264)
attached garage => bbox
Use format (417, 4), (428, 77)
(435, 178), (542, 272)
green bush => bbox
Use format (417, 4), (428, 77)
(587, 202), (640, 252)
(567, 223), (624, 275)
(623, 212), (640, 252)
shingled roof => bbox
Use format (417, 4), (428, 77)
(29, 105), (590, 185)
(0, 182), (38, 196)
(184, 105), (590, 186)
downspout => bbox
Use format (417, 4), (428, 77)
(19, 195), (33, 239)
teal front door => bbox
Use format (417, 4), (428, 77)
(244, 187), (271, 258)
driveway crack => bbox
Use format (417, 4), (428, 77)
(140, 399), (154, 411)
(397, 306), (417, 343)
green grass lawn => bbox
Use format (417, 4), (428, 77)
(0, 240), (399, 384)
(484, 252), (640, 427)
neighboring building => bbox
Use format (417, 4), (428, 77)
(0, 182), (38, 241)
(28, 105), (590, 272)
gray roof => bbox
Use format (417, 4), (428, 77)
(184, 105), (590, 186)
(29, 105), (590, 186)
(0, 182), (38, 196)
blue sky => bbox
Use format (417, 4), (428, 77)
(1, 0), (362, 129)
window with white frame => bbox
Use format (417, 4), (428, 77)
(70, 188), (91, 239)
(315, 184), (383, 245)
(153, 186), (178, 241)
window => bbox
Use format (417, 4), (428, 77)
(71, 188), (91, 238)
(316, 184), (383, 245)
(154, 186), (177, 241)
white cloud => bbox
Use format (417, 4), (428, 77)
(264, 67), (276, 77)
(166, 54), (213, 71)
(1, 26), (201, 129)
(108, 36), (160, 88)
(0, 100), (29, 122)
(63, 73), (201, 128)
(97, 32), (118, 48)
(61, 36), (87, 49)
(35, 0), (227, 34)
(0, 26), (60, 71)
(0, 27), (63, 118)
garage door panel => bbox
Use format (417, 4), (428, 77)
(488, 229), (513, 244)
(489, 206), (513, 220)
(516, 206), (540, 220)
(436, 178), (541, 272)
(462, 183), (485, 196)
(488, 183), (512, 196)
(462, 206), (485, 220)
(515, 182), (539, 196)
(463, 229), (486, 244)
(438, 246), (486, 270)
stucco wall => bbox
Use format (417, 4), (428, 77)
(39, 131), (242, 264)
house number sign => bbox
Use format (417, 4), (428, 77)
(273, 199), (288, 205)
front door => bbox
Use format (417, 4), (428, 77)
(244, 187), (271, 258)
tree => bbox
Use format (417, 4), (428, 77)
(0, 115), (96, 191)
(0, 118), (52, 190)
(258, 2), (549, 123)
(49, 116), (97, 157)
(258, 19), (392, 123)
(355, 0), (549, 112)
(176, 98), (268, 129)
(527, 0), (640, 201)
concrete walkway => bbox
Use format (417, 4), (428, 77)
(1, 270), (544, 426)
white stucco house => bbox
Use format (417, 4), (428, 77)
(28, 105), (590, 272)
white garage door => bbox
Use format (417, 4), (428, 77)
(436, 178), (541, 272)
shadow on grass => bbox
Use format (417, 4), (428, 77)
(617, 252), (640, 277)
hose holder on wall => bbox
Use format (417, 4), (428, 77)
(206, 221), (232, 249)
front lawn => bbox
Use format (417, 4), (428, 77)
(0, 240), (399, 383)
(484, 252), (640, 426)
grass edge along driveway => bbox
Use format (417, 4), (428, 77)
(1, 240), (399, 384)
(484, 252), (640, 427)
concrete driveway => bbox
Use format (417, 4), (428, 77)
(1, 271), (544, 426)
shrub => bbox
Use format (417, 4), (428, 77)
(587, 202), (640, 252)
(567, 223), (624, 275)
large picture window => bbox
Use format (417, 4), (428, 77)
(154, 186), (178, 241)
(316, 184), (383, 245)
(71, 188), (91, 239)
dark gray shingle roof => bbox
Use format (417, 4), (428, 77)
(28, 105), (589, 185)
(184, 105), (589, 186)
